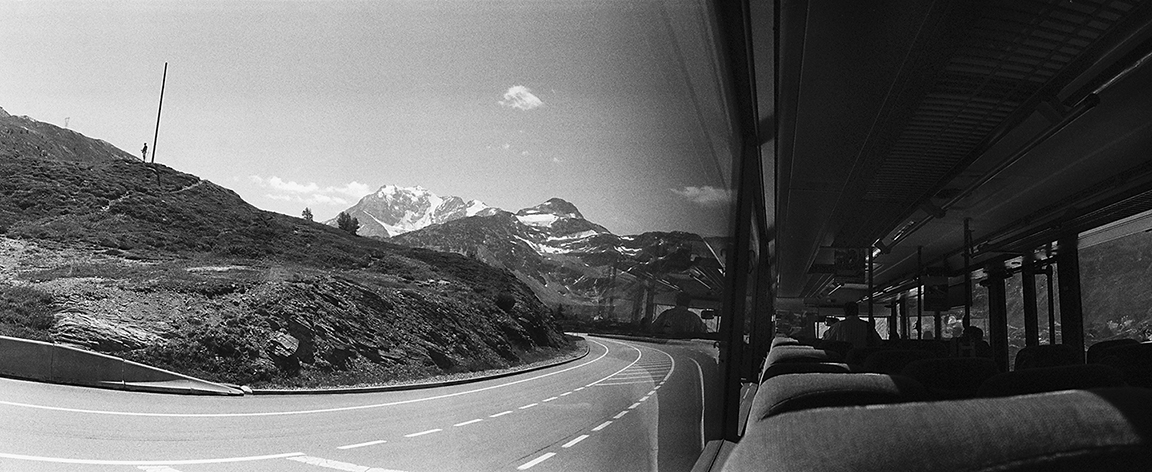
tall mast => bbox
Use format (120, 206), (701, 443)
(151, 62), (167, 164)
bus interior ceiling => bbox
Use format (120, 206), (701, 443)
(770, 0), (1152, 312)
(709, 0), (1152, 470)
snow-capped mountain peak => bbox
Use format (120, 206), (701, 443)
(326, 184), (499, 238)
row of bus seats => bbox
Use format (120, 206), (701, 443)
(722, 336), (1152, 471)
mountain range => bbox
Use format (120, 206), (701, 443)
(381, 196), (727, 321)
(325, 185), (500, 238)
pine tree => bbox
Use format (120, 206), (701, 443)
(336, 211), (360, 235)
(301, 207), (313, 222)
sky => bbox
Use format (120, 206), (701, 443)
(1, 0), (737, 236)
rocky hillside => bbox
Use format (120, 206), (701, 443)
(0, 110), (569, 387)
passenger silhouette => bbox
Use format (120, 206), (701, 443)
(822, 302), (881, 349)
(952, 326), (992, 358)
(821, 316), (840, 340)
(651, 292), (706, 334)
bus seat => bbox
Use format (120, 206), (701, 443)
(748, 373), (925, 422)
(900, 357), (998, 400)
(976, 364), (1127, 397)
(1088, 339), (1141, 364)
(862, 349), (941, 375)
(1097, 342), (1152, 388)
(760, 362), (853, 383)
(771, 336), (803, 348)
(892, 339), (950, 357)
(844, 346), (893, 366)
(814, 340), (853, 358)
(1014, 344), (1082, 370)
(724, 388), (1152, 472)
(766, 345), (842, 366)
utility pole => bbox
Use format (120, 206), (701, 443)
(151, 62), (168, 164)
(149, 62), (168, 188)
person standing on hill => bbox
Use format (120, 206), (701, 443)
(141, 143), (148, 161)
(823, 302), (881, 349)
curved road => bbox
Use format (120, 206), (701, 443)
(0, 336), (722, 472)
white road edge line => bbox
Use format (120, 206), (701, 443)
(138, 467), (182, 472)
(454, 419), (483, 427)
(585, 343), (644, 387)
(0, 451), (304, 466)
(404, 429), (442, 438)
(592, 421), (612, 431)
(0, 339), (617, 418)
(517, 452), (556, 470)
(490, 411), (513, 418)
(691, 357), (707, 450)
(613, 410), (629, 419)
(562, 435), (590, 448)
(336, 439), (387, 450)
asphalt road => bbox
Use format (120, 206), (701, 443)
(0, 336), (722, 472)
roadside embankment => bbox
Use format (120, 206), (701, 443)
(0, 335), (243, 395)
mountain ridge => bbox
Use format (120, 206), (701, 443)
(325, 184), (500, 238)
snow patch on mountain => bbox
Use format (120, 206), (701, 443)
(517, 213), (560, 227)
(546, 230), (600, 242)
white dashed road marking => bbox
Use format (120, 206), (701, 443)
(337, 440), (387, 450)
(517, 452), (556, 470)
(490, 411), (513, 418)
(454, 419), (483, 427)
(628, 402), (641, 409)
(287, 455), (408, 472)
(138, 467), (182, 472)
(562, 435), (590, 448)
(592, 421), (612, 431)
(404, 429), (441, 438)
(519, 403), (538, 409)
(613, 411), (629, 419)
(542, 396), (558, 402)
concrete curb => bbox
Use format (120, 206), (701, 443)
(0, 335), (243, 396)
(251, 337), (591, 395)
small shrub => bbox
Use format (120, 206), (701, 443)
(0, 285), (56, 340)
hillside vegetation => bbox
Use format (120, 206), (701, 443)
(0, 110), (569, 388)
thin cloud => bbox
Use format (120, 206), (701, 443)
(304, 194), (350, 206)
(249, 175), (318, 193)
(671, 186), (733, 207)
(498, 85), (544, 111)
(250, 175), (365, 206)
(324, 181), (370, 199)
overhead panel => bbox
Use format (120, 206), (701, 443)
(837, 0), (1143, 250)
